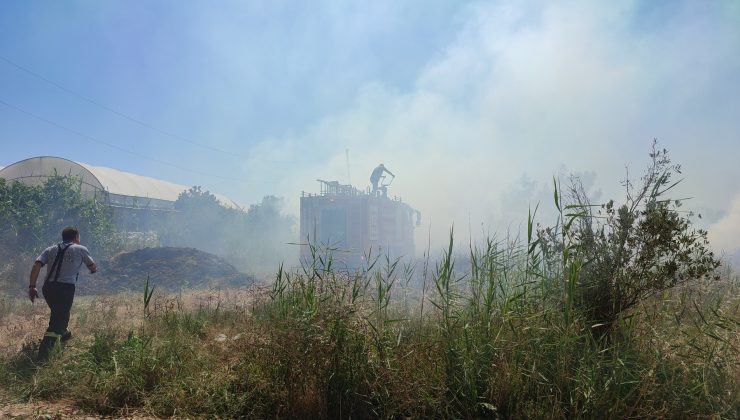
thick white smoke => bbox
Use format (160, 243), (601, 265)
(238, 1), (740, 254)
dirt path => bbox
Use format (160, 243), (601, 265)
(1, 401), (86, 419)
(0, 401), (158, 419)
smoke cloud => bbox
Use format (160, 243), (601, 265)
(239, 1), (740, 252)
(2, 1), (738, 260)
(709, 195), (740, 267)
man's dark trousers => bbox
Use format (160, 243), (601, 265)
(37, 281), (75, 361)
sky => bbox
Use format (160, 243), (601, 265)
(1, 0), (739, 263)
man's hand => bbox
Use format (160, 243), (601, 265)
(88, 263), (97, 274)
(29, 286), (38, 302)
(29, 261), (42, 302)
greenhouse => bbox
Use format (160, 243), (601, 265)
(0, 156), (240, 211)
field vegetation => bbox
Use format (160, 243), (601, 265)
(0, 147), (738, 418)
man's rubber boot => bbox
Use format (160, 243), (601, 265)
(37, 332), (62, 363)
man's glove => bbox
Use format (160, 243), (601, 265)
(29, 286), (38, 302)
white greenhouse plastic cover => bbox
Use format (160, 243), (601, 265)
(0, 156), (241, 210)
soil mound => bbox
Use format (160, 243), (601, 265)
(79, 247), (255, 294)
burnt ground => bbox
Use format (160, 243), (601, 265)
(76, 247), (256, 295)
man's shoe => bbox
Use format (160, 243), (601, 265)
(37, 334), (61, 363)
(61, 330), (72, 342)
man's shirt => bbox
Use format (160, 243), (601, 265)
(36, 242), (95, 284)
(370, 166), (385, 182)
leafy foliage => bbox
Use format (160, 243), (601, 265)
(0, 175), (117, 259)
(540, 142), (721, 340)
(162, 187), (295, 273)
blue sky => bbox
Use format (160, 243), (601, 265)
(0, 1), (466, 183)
(1, 1), (739, 260)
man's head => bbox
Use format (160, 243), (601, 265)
(62, 226), (80, 243)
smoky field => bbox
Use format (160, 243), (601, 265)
(0, 232), (738, 419)
(1, 149), (738, 418)
(3, 0), (740, 417)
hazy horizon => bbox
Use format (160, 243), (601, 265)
(1, 1), (739, 264)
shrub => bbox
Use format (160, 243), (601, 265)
(541, 142), (720, 341)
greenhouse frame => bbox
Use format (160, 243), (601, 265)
(0, 156), (239, 211)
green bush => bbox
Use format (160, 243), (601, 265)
(0, 175), (118, 291)
(0, 175), (117, 257)
(540, 143), (720, 341)
(160, 187), (296, 273)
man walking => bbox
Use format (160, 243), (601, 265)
(28, 226), (97, 362)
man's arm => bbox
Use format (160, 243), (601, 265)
(28, 261), (42, 302)
(81, 248), (96, 274)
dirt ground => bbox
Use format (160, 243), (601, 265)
(0, 400), (159, 419)
(1, 400), (86, 419)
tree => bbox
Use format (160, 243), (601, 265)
(0, 175), (116, 257)
(166, 188), (296, 273)
(0, 175), (117, 290)
(241, 195), (296, 272)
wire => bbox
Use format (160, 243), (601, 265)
(0, 98), (264, 182)
(0, 54), (253, 159)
